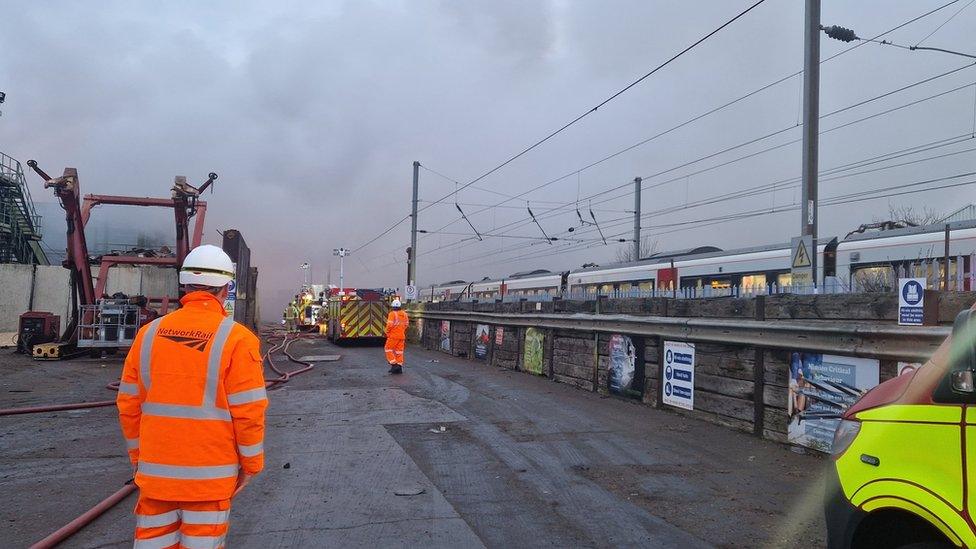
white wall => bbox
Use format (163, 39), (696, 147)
(0, 264), (179, 332)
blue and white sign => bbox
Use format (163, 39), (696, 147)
(898, 277), (926, 326)
(223, 263), (237, 316)
(662, 341), (695, 410)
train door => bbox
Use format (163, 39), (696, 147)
(822, 237), (839, 279)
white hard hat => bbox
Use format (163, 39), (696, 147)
(391, 299), (402, 308)
(180, 244), (235, 287)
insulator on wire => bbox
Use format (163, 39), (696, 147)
(823, 25), (858, 43)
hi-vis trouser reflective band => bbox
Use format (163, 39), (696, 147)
(135, 317), (267, 480)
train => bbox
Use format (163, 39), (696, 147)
(420, 219), (976, 301)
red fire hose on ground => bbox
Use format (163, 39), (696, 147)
(10, 332), (317, 549)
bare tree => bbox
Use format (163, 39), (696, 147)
(876, 204), (944, 226)
(615, 237), (658, 263)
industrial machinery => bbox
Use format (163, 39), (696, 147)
(325, 288), (393, 342)
(17, 312), (60, 355)
(25, 160), (217, 358)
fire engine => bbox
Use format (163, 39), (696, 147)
(324, 287), (394, 342)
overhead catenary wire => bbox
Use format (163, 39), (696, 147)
(415, 0), (770, 210)
(410, 76), (976, 266)
(914, 0), (974, 47)
(470, 172), (976, 271)
(370, 1), (967, 272)
(368, 1), (965, 267)
(353, 1), (771, 256)
(410, 0), (966, 246)
(423, 137), (976, 271)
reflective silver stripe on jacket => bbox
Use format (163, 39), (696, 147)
(202, 318), (236, 409)
(118, 381), (139, 395)
(126, 437), (139, 450)
(181, 534), (226, 549)
(227, 387), (267, 405)
(136, 510), (179, 528)
(139, 319), (163, 391)
(142, 402), (232, 421)
(238, 441), (263, 457)
(182, 509), (230, 525)
(138, 461), (238, 480)
(133, 530), (180, 549)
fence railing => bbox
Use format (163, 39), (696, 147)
(439, 280), (851, 303)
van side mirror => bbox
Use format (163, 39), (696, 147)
(934, 310), (976, 402)
(949, 310), (976, 374)
(948, 309), (976, 395)
(952, 370), (975, 393)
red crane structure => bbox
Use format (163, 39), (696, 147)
(26, 160), (217, 358)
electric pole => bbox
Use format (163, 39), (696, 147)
(333, 248), (349, 290)
(633, 177), (642, 261)
(408, 161), (420, 292)
(801, 0), (820, 287)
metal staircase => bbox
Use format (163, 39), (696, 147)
(0, 150), (48, 264)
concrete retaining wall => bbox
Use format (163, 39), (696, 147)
(0, 264), (179, 331)
(413, 291), (976, 450)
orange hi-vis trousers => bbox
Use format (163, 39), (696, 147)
(134, 495), (230, 549)
(385, 337), (405, 365)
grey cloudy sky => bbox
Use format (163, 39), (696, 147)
(2, 0), (974, 315)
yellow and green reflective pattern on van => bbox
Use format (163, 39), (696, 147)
(835, 404), (972, 547)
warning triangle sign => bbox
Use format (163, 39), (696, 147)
(793, 240), (812, 268)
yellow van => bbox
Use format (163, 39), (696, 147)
(826, 309), (976, 548)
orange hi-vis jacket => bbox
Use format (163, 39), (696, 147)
(386, 309), (408, 340)
(117, 291), (268, 502)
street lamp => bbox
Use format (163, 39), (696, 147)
(822, 24), (976, 59)
(333, 248), (349, 291)
(300, 262), (310, 287)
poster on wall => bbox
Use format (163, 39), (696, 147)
(523, 328), (544, 375)
(662, 341), (695, 410)
(474, 324), (490, 359)
(439, 321), (451, 353)
(788, 353), (880, 452)
(608, 334), (636, 395)
(495, 327), (504, 346)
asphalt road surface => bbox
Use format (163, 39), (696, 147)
(1, 335), (826, 548)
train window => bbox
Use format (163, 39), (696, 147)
(599, 284), (614, 294)
(637, 280), (654, 291)
(777, 273), (792, 287)
(740, 274), (766, 290)
(852, 266), (895, 292)
(710, 279), (732, 290)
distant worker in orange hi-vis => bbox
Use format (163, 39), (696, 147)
(385, 298), (408, 374)
(116, 244), (268, 548)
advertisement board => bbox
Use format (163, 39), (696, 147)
(662, 341), (695, 410)
(788, 353), (880, 452)
(608, 334), (636, 395)
(523, 328), (544, 375)
(439, 321), (451, 353)
(495, 327), (504, 346)
(474, 324), (489, 359)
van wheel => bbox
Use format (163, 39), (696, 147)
(853, 509), (952, 549)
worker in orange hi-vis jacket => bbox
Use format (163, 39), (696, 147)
(116, 244), (268, 549)
(385, 298), (408, 375)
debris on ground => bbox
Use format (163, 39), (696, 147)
(394, 486), (426, 496)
